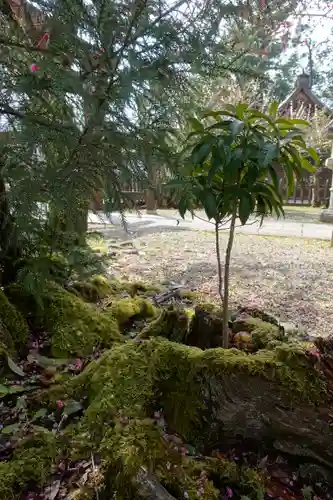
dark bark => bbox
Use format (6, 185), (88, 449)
(186, 305), (225, 349)
(194, 337), (333, 470)
(0, 175), (21, 285)
(135, 468), (176, 500)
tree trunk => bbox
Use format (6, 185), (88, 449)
(222, 208), (237, 348)
(0, 175), (21, 285)
(67, 335), (333, 497)
(311, 175), (320, 207)
(146, 164), (158, 214)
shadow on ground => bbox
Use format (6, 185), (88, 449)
(90, 224), (192, 241)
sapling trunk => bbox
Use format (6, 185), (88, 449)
(214, 220), (223, 307)
(222, 207), (237, 348)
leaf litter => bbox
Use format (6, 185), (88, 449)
(109, 230), (333, 337)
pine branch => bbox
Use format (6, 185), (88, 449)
(61, 0), (150, 179)
(0, 38), (60, 57)
(0, 105), (76, 133)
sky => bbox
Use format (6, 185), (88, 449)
(282, 1), (333, 68)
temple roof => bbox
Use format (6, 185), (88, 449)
(278, 72), (330, 115)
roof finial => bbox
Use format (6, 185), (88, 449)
(297, 72), (310, 89)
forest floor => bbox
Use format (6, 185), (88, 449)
(96, 230), (333, 337)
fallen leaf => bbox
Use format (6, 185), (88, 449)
(7, 355), (25, 377)
(31, 424), (51, 434)
(32, 408), (48, 421)
(258, 455), (268, 470)
(63, 400), (83, 416)
(2, 423), (20, 435)
(44, 479), (61, 500)
(27, 353), (69, 368)
(8, 385), (37, 394)
(0, 384), (9, 397)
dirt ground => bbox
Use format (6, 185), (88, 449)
(103, 228), (333, 337)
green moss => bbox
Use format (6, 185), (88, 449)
(109, 297), (156, 326)
(180, 290), (205, 303)
(0, 432), (58, 499)
(41, 338), (325, 500)
(45, 285), (123, 357)
(56, 338), (325, 435)
(188, 457), (265, 499)
(138, 305), (189, 342)
(70, 275), (112, 302)
(0, 289), (28, 347)
(104, 277), (161, 298)
(232, 307), (279, 327)
(44, 337), (327, 498)
(247, 317), (285, 349)
(127, 281), (162, 297)
(0, 319), (15, 354)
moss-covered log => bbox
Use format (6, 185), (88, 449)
(5, 283), (123, 357)
(0, 289), (28, 348)
(41, 336), (333, 499)
(138, 305), (189, 342)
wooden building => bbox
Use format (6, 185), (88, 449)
(278, 72), (329, 117)
(277, 72), (332, 206)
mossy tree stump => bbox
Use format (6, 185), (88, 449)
(41, 337), (333, 499)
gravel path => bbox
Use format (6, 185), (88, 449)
(109, 229), (333, 337)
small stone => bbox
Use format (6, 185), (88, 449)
(279, 321), (298, 334)
(232, 331), (252, 347)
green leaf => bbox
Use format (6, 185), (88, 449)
(280, 130), (304, 144)
(8, 385), (36, 395)
(238, 194), (253, 225)
(268, 101), (279, 118)
(268, 166), (279, 190)
(247, 109), (278, 129)
(287, 118), (310, 127)
(235, 102), (248, 119)
(201, 190), (217, 220)
(178, 196), (189, 219)
(301, 157), (316, 172)
(207, 120), (233, 133)
(32, 408), (48, 421)
(2, 423), (20, 435)
(208, 147), (224, 183)
(191, 140), (213, 165)
(63, 400), (83, 416)
(285, 164), (295, 196)
(0, 384), (9, 397)
(276, 117), (309, 127)
(262, 143), (279, 167)
(31, 424), (51, 434)
(308, 146), (319, 163)
(27, 353), (69, 368)
(188, 117), (204, 132)
(7, 356), (25, 377)
(230, 119), (244, 136)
